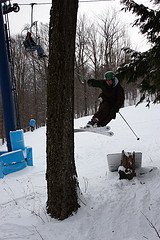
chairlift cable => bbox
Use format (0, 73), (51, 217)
(0, 0), (114, 5)
(17, 0), (115, 6)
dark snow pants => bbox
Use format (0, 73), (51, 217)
(93, 101), (116, 127)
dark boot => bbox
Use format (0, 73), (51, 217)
(86, 117), (99, 128)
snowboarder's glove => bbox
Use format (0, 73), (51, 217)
(87, 79), (94, 86)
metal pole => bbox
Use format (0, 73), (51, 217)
(0, 4), (16, 151)
(30, 3), (34, 30)
(30, 3), (36, 32)
(119, 112), (140, 140)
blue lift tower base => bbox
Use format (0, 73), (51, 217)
(0, 3), (33, 177)
(0, 130), (33, 178)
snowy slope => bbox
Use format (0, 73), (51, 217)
(0, 102), (160, 240)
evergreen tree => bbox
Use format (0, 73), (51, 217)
(116, 0), (160, 102)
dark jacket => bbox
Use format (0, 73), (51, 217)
(88, 78), (125, 114)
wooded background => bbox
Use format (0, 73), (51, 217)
(0, 12), (139, 141)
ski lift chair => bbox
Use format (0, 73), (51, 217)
(23, 41), (37, 52)
(23, 31), (38, 52)
(23, 32), (47, 58)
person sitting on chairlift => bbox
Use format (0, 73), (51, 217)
(23, 32), (47, 59)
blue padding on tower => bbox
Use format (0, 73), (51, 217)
(0, 151), (8, 156)
(26, 147), (33, 166)
(10, 129), (25, 151)
(0, 150), (27, 175)
(0, 161), (4, 178)
(0, 130), (34, 179)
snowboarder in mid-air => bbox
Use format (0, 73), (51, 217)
(86, 71), (125, 128)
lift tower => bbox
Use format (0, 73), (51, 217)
(0, 2), (16, 151)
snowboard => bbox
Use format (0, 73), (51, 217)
(74, 125), (114, 137)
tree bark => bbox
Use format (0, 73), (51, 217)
(46, 0), (80, 220)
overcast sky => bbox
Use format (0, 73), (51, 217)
(4, 0), (154, 51)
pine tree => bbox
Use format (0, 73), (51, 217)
(116, 0), (160, 102)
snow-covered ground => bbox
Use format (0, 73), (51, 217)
(0, 102), (160, 240)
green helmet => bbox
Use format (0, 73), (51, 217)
(104, 71), (115, 80)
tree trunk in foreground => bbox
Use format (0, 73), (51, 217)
(46, 0), (80, 220)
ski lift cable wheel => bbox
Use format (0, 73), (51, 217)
(1, 0), (20, 14)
